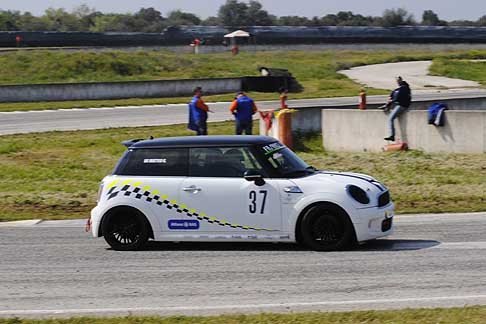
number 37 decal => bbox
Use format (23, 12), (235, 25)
(249, 190), (267, 214)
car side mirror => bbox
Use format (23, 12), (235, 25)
(244, 170), (266, 186)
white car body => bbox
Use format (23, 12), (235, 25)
(90, 136), (394, 249)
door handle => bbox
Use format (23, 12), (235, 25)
(182, 185), (202, 193)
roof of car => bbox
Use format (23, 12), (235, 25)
(126, 135), (278, 148)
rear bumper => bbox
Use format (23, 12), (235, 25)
(90, 206), (102, 238)
(353, 203), (395, 242)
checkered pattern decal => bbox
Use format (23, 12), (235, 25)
(106, 179), (274, 232)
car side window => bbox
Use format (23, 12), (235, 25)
(189, 147), (264, 177)
(115, 148), (188, 176)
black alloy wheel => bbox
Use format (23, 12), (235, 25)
(300, 205), (354, 251)
(102, 208), (149, 251)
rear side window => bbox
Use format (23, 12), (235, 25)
(115, 148), (188, 176)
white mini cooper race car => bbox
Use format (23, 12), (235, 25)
(89, 136), (394, 251)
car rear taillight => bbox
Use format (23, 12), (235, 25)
(85, 218), (91, 233)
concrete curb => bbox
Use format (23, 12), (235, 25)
(0, 219), (43, 227)
(0, 219), (85, 228)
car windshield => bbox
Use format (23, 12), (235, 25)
(258, 142), (316, 177)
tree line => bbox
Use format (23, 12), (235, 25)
(1, 1), (486, 32)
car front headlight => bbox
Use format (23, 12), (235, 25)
(346, 185), (370, 204)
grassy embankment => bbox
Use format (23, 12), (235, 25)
(1, 122), (485, 222)
(1, 306), (486, 324)
(1, 49), (486, 112)
(430, 58), (486, 85)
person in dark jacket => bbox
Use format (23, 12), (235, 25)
(188, 87), (210, 135)
(384, 76), (412, 141)
(229, 92), (258, 135)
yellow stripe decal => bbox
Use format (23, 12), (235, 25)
(107, 179), (120, 188)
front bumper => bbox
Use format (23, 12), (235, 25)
(353, 203), (395, 242)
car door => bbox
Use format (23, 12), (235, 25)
(179, 147), (283, 235)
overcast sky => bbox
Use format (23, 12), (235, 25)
(0, 0), (484, 21)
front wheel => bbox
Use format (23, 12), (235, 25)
(101, 208), (149, 251)
(300, 205), (355, 251)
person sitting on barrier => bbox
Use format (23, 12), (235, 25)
(188, 87), (210, 136)
(384, 76), (412, 142)
(229, 92), (258, 135)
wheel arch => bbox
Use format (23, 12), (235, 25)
(98, 205), (154, 239)
(294, 201), (357, 245)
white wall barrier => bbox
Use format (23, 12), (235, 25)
(260, 97), (486, 153)
(322, 109), (486, 153)
(0, 78), (242, 103)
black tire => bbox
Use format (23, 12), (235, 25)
(101, 208), (149, 251)
(300, 204), (354, 251)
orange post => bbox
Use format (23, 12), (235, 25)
(280, 93), (288, 109)
(278, 112), (293, 149)
(383, 142), (408, 152)
(259, 111), (273, 135)
(359, 88), (367, 110)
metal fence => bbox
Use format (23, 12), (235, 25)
(2, 26), (486, 47)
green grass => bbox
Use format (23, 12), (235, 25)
(0, 122), (243, 221)
(1, 122), (485, 222)
(430, 58), (486, 85)
(2, 49), (486, 112)
(1, 306), (486, 324)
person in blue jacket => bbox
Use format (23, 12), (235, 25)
(229, 92), (258, 135)
(384, 76), (412, 141)
(188, 87), (210, 135)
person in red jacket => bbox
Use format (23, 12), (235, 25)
(15, 35), (23, 47)
(229, 92), (258, 135)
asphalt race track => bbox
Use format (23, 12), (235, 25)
(2, 90), (486, 136)
(1, 89), (486, 318)
(0, 213), (485, 318)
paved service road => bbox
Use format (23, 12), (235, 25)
(339, 61), (483, 90)
(2, 90), (486, 136)
(0, 213), (485, 318)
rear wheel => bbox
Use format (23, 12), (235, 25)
(101, 208), (149, 251)
(300, 204), (354, 251)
